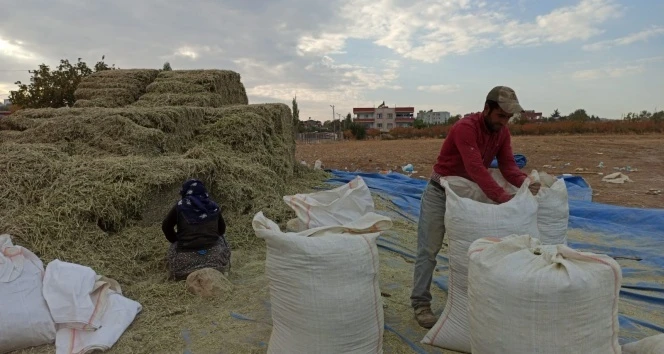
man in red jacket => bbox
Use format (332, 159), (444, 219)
(411, 86), (541, 328)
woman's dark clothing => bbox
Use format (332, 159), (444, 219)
(161, 179), (231, 280)
(167, 238), (231, 280)
(161, 206), (226, 250)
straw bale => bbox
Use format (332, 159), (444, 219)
(146, 81), (214, 94)
(133, 93), (229, 108)
(73, 69), (159, 108)
(156, 69), (242, 87)
(0, 89), (331, 353)
(82, 69), (159, 85)
(134, 69), (249, 107)
(74, 88), (136, 101)
(4, 107), (208, 156)
(202, 104), (295, 176)
(1, 101), (301, 240)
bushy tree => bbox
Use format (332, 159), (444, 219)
(162, 62), (173, 71)
(567, 109), (590, 122)
(292, 96), (301, 133)
(9, 56), (114, 109)
(343, 113), (352, 130)
(413, 118), (427, 129)
(349, 123), (367, 140)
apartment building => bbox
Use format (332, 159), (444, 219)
(353, 103), (415, 132)
(417, 110), (451, 125)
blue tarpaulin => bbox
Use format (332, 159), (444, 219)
(326, 169), (664, 350)
(490, 153), (528, 169)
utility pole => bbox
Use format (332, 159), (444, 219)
(330, 104), (335, 140)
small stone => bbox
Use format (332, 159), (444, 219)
(186, 268), (233, 298)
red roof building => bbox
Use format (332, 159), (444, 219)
(352, 104), (415, 132)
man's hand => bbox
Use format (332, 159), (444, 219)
(529, 182), (541, 196)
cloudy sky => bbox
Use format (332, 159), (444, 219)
(1, 0), (662, 121)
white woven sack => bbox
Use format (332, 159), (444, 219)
(0, 234), (56, 353)
(529, 170), (569, 244)
(466, 169), (569, 245)
(622, 334), (664, 354)
(283, 176), (374, 231)
(421, 178), (540, 353)
(253, 211), (390, 354)
(467, 235), (622, 354)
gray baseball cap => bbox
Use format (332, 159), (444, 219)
(486, 86), (524, 115)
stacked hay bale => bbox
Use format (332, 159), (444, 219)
(133, 70), (249, 107)
(0, 100), (302, 255)
(73, 69), (159, 108)
(0, 67), (331, 353)
(2, 107), (206, 156)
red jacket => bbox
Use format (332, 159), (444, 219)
(433, 112), (527, 203)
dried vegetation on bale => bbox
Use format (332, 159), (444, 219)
(0, 70), (328, 352)
(133, 70), (249, 107)
(73, 69), (160, 108)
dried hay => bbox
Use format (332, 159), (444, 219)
(0, 96), (338, 353)
(73, 69), (159, 108)
(134, 69), (248, 107)
(3, 104), (294, 163)
(132, 92), (230, 108)
(1, 163), (328, 354)
(2, 107), (206, 156)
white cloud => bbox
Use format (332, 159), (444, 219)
(233, 58), (291, 78)
(298, 0), (623, 63)
(0, 0), (658, 120)
(583, 26), (664, 51)
(297, 33), (347, 56)
(501, 0), (622, 46)
(0, 37), (38, 61)
(167, 45), (222, 60)
(0, 82), (16, 99)
(572, 65), (644, 80)
(248, 56), (401, 104)
(417, 84), (461, 93)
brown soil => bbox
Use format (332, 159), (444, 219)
(296, 135), (664, 208)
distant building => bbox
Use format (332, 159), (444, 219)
(521, 110), (543, 121)
(3, 99), (11, 106)
(353, 102), (415, 132)
(417, 110), (450, 125)
(302, 118), (322, 129)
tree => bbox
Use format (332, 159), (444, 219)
(349, 123), (367, 140)
(550, 109), (561, 120)
(638, 110), (652, 121)
(343, 113), (352, 130)
(162, 62), (173, 71)
(9, 56), (114, 109)
(567, 109), (590, 122)
(413, 118), (427, 129)
(292, 95), (300, 127)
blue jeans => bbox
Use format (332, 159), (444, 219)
(410, 181), (446, 309)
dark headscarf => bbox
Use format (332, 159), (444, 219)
(176, 179), (220, 224)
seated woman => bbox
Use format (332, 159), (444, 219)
(161, 179), (231, 280)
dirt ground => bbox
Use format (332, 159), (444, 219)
(296, 134), (664, 208)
